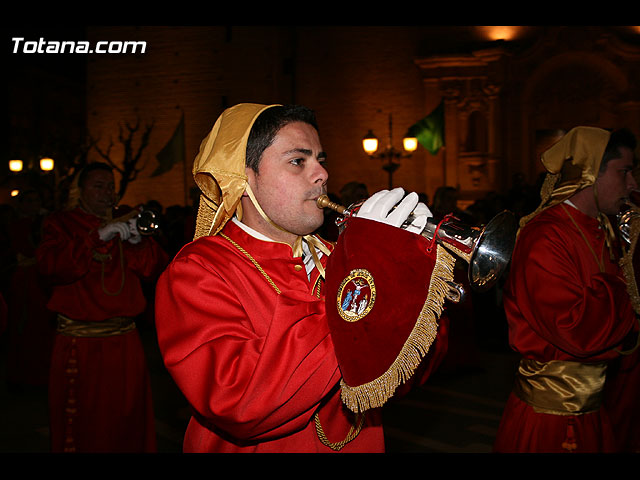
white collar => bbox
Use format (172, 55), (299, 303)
(231, 216), (322, 278)
(232, 216), (275, 242)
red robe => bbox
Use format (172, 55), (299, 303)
(37, 207), (168, 453)
(605, 346), (640, 452)
(494, 203), (638, 453)
(155, 218), (449, 452)
(5, 214), (56, 386)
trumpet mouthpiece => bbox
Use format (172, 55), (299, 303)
(317, 195), (346, 214)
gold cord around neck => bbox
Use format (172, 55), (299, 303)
(244, 183), (330, 278)
(219, 230), (363, 450)
(593, 183), (617, 262)
(220, 232), (281, 294)
(93, 238), (125, 296)
(561, 204), (606, 273)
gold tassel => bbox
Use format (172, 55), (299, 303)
(561, 417), (578, 452)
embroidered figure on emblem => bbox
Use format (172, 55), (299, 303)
(337, 269), (376, 322)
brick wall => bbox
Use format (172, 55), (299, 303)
(87, 26), (291, 208)
(86, 26), (437, 209)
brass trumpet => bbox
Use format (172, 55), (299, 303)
(317, 194), (517, 293)
(110, 207), (160, 235)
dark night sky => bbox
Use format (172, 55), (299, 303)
(3, 27), (87, 175)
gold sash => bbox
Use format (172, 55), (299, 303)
(513, 358), (607, 415)
(56, 314), (136, 337)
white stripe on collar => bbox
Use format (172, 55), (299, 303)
(232, 216), (275, 242)
(231, 216), (322, 278)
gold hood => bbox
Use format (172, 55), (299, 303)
(192, 103), (279, 239)
(520, 126), (611, 228)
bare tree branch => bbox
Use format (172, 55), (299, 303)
(89, 116), (155, 200)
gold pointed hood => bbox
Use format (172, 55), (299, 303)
(520, 126), (611, 228)
(192, 103), (279, 239)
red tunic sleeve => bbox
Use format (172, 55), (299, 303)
(155, 234), (342, 444)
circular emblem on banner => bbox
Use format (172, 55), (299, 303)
(336, 269), (376, 322)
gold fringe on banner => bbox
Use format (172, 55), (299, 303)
(339, 244), (456, 413)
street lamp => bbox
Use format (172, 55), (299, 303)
(362, 113), (417, 189)
(8, 157), (55, 172)
(9, 159), (24, 172)
(40, 157), (55, 171)
(7, 157), (56, 201)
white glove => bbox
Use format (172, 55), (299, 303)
(405, 200), (431, 234)
(356, 187), (432, 234)
(126, 217), (142, 244)
(98, 222), (131, 242)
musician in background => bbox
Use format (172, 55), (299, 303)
(494, 127), (640, 453)
(36, 162), (168, 453)
(155, 103), (452, 452)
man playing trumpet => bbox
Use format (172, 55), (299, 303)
(36, 162), (168, 452)
(494, 127), (640, 453)
(154, 103), (456, 452)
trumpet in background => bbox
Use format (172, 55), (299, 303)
(110, 207), (160, 236)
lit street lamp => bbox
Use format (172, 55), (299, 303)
(9, 159), (24, 172)
(6, 156), (56, 201)
(362, 113), (417, 189)
(40, 157), (55, 171)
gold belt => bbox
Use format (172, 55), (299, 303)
(56, 314), (136, 337)
(513, 358), (607, 415)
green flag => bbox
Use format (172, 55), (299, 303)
(151, 113), (185, 177)
(408, 101), (444, 155)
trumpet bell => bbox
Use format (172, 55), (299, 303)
(468, 211), (518, 292)
(110, 206), (160, 235)
(137, 209), (160, 235)
(424, 210), (517, 292)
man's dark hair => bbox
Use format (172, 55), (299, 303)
(600, 128), (637, 172)
(78, 162), (113, 188)
(245, 105), (318, 172)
